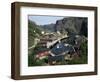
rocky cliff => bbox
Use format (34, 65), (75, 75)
(54, 17), (87, 37)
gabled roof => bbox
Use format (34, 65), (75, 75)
(50, 42), (74, 55)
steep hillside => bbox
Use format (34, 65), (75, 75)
(28, 20), (41, 48)
(54, 17), (87, 36)
(39, 17), (87, 37)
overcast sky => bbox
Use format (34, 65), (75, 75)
(28, 15), (64, 25)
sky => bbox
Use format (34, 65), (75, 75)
(28, 15), (64, 25)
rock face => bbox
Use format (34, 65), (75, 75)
(54, 17), (87, 36)
(29, 17), (88, 38)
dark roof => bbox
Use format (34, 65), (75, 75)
(50, 42), (74, 55)
(48, 55), (64, 61)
